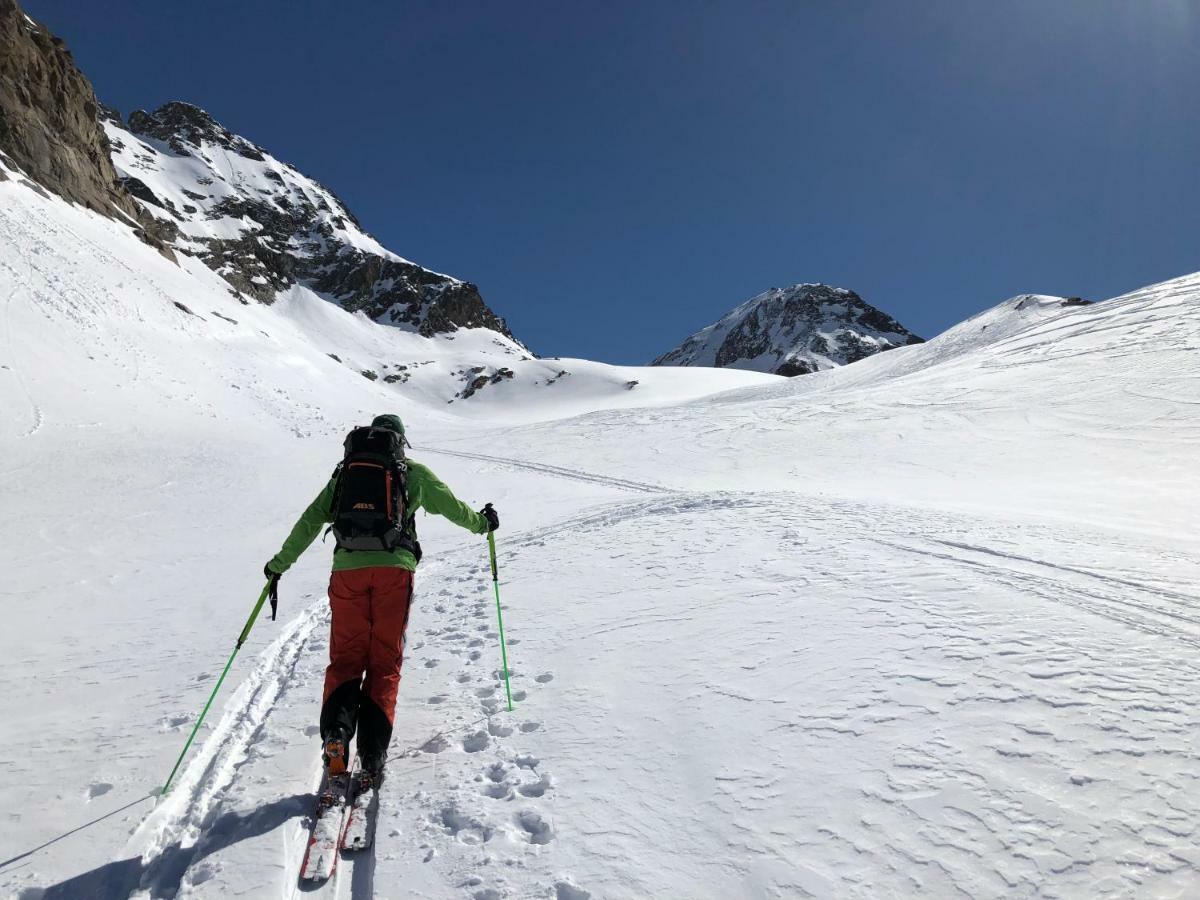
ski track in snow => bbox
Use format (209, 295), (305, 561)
(31, 487), (741, 898)
(5, 170), (1200, 897)
(32, 479), (1200, 898)
(136, 602), (330, 899)
(416, 446), (671, 496)
(0, 256), (44, 440)
(18, 600), (329, 899)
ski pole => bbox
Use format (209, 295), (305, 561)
(487, 530), (514, 712)
(158, 580), (272, 795)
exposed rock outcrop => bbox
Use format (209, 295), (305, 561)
(0, 0), (172, 254)
(653, 283), (923, 376)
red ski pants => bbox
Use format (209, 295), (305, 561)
(320, 567), (414, 759)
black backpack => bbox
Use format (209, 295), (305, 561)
(330, 426), (416, 553)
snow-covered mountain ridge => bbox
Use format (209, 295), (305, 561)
(103, 101), (513, 339)
(652, 282), (924, 375)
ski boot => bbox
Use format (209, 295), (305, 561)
(322, 734), (349, 777)
(358, 754), (386, 792)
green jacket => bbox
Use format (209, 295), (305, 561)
(268, 460), (487, 574)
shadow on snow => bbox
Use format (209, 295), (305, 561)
(19, 792), (312, 900)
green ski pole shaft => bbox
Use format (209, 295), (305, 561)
(488, 532), (514, 712)
(159, 581), (272, 795)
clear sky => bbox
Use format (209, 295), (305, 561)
(24, 0), (1200, 363)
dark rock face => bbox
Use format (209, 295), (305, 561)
(0, 1), (172, 254)
(109, 101), (514, 339)
(653, 283), (923, 376)
(128, 102), (266, 161)
(310, 247), (509, 337)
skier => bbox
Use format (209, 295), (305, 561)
(263, 414), (499, 790)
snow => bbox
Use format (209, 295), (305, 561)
(2, 161), (1200, 900)
(103, 118), (408, 263)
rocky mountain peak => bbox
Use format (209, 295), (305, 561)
(652, 282), (923, 376)
(105, 103), (517, 341)
(129, 101), (267, 162)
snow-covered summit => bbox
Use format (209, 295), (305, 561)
(125, 101), (267, 161)
(652, 283), (923, 376)
(104, 101), (514, 339)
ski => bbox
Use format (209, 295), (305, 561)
(299, 761), (355, 882)
(341, 770), (380, 851)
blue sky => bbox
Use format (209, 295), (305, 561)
(26, 0), (1200, 363)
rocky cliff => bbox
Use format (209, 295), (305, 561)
(0, 0), (171, 253)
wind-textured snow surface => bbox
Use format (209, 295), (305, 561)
(2, 165), (1200, 898)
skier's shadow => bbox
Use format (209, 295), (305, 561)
(28, 792), (313, 900)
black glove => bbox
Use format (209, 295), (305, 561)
(263, 563), (281, 621)
(479, 503), (499, 533)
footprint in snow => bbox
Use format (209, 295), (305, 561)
(555, 881), (591, 900)
(518, 773), (552, 798)
(424, 659), (439, 668)
(511, 690), (527, 702)
(86, 782), (113, 800)
(427, 695), (446, 705)
(535, 673), (554, 684)
(516, 810), (554, 844)
(463, 730), (490, 753)
(488, 720), (514, 737)
(439, 804), (492, 844)
(481, 782), (510, 800)
(520, 722), (541, 733)
(421, 734), (450, 754)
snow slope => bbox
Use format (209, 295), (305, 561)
(3, 162), (1200, 899)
